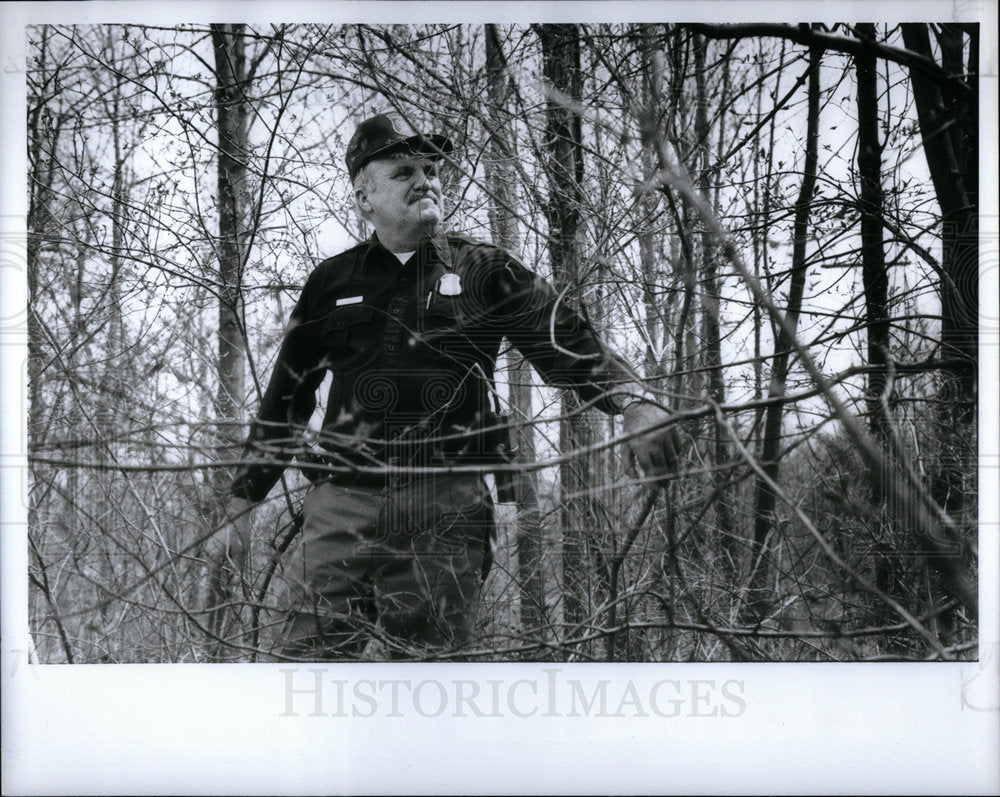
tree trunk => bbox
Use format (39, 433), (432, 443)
(694, 33), (739, 579)
(206, 24), (250, 655)
(900, 23), (978, 632)
(212, 24), (249, 467)
(752, 39), (786, 435)
(536, 24), (599, 644)
(89, 62), (129, 650)
(855, 23), (890, 451)
(26, 31), (60, 451)
(26, 31), (60, 659)
(745, 41), (823, 620)
(484, 25), (548, 642)
(899, 24), (976, 406)
(853, 22), (898, 616)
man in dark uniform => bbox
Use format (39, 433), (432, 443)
(213, 113), (677, 660)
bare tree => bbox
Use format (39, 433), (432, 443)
(484, 25), (548, 640)
(745, 37), (823, 620)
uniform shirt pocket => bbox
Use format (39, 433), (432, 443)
(421, 292), (463, 332)
(321, 303), (377, 368)
(328, 303), (374, 329)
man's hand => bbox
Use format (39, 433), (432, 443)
(207, 497), (254, 591)
(622, 398), (680, 483)
(204, 498), (255, 641)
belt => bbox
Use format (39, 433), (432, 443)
(298, 415), (515, 486)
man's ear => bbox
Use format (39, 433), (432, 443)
(354, 186), (371, 213)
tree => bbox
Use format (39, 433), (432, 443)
(204, 23), (251, 654)
(535, 23), (597, 644)
(745, 36), (823, 620)
(899, 25), (978, 612)
(483, 24), (548, 640)
(855, 23), (890, 448)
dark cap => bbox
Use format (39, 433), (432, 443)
(345, 113), (453, 181)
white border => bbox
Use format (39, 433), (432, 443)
(2, 2), (998, 795)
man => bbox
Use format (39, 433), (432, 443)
(213, 113), (677, 660)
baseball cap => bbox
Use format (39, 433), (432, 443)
(345, 113), (453, 181)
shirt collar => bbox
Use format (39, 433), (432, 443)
(368, 230), (446, 256)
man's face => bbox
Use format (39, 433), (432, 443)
(356, 154), (444, 238)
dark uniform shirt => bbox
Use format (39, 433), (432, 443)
(230, 233), (634, 502)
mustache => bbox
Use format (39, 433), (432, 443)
(407, 190), (439, 203)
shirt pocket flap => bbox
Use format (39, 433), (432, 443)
(423, 294), (462, 326)
(328, 304), (374, 329)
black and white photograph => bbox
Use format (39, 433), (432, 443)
(3, 1), (997, 793)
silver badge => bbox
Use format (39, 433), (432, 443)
(386, 113), (409, 134)
(438, 273), (462, 296)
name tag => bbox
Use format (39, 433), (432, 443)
(336, 295), (364, 306)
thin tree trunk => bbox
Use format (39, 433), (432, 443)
(694, 33), (738, 579)
(856, 23), (890, 451)
(90, 63), (128, 649)
(484, 25), (548, 642)
(536, 24), (598, 644)
(212, 23), (249, 466)
(26, 37), (56, 444)
(745, 41), (823, 621)
(26, 31), (60, 659)
(854, 22), (897, 616)
(752, 40), (786, 437)
(206, 24), (249, 655)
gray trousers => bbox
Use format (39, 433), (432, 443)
(276, 473), (493, 660)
